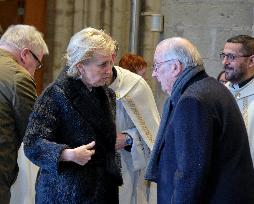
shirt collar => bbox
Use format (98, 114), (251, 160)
(233, 76), (254, 89)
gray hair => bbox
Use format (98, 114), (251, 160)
(65, 27), (117, 77)
(157, 37), (203, 69)
(0, 24), (49, 56)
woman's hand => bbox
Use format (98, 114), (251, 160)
(61, 141), (96, 165)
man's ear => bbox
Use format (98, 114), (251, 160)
(173, 60), (183, 77)
(20, 48), (29, 64)
(248, 55), (254, 67)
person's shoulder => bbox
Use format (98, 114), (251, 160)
(182, 77), (226, 104)
(34, 81), (66, 110)
(15, 66), (34, 83)
(184, 77), (237, 110)
(0, 58), (32, 82)
(37, 79), (64, 101)
(187, 76), (228, 95)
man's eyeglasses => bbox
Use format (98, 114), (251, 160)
(153, 59), (176, 72)
(29, 50), (42, 69)
(219, 53), (252, 62)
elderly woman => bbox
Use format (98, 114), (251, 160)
(23, 27), (122, 204)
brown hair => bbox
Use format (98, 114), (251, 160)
(227, 35), (254, 56)
(119, 53), (147, 74)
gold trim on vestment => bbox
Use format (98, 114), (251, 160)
(242, 97), (248, 129)
(124, 95), (155, 144)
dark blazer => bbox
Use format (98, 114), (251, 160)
(24, 76), (122, 204)
(146, 66), (254, 204)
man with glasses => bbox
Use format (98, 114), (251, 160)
(145, 37), (254, 203)
(29, 49), (43, 69)
(221, 35), (254, 164)
(0, 24), (48, 204)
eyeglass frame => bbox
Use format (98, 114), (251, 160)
(219, 52), (252, 62)
(153, 59), (178, 72)
(29, 50), (43, 69)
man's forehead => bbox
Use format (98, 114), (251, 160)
(224, 42), (243, 51)
(154, 49), (171, 62)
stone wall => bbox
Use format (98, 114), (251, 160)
(45, 0), (163, 107)
(45, 0), (254, 112)
(151, 0), (254, 111)
(162, 0), (254, 76)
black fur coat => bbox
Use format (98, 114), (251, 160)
(24, 76), (122, 204)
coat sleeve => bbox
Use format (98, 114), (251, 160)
(171, 97), (213, 203)
(23, 87), (68, 174)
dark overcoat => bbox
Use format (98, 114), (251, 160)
(146, 66), (254, 204)
(24, 76), (122, 204)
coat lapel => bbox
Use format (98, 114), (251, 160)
(145, 97), (172, 181)
(59, 77), (102, 131)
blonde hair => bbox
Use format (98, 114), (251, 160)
(65, 27), (117, 77)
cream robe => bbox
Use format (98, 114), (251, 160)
(10, 143), (38, 204)
(226, 78), (254, 163)
(109, 66), (160, 204)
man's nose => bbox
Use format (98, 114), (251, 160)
(222, 57), (230, 65)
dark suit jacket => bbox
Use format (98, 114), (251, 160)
(146, 66), (254, 204)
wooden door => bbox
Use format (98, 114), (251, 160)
(23, 0), (47, 95)
(0, 0), (24, 32)
(0, 0), (47, 95)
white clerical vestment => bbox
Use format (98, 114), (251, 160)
(226, 78), (254, 163)
(109, 66), (160, 204)
(10, 143), (38, 204)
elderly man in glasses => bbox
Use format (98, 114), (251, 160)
(145, 37), (254, 203)
(221, 35), (254, 164)
(0, 24), (48, 204)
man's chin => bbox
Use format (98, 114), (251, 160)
(224, 72), (232, 82)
